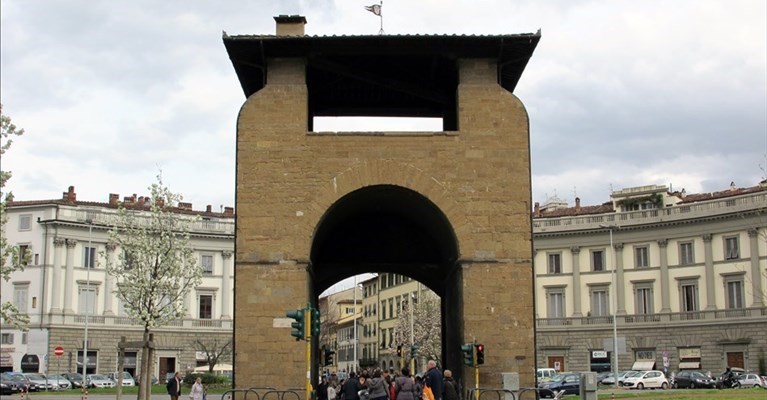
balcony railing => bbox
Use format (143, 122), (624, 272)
(56, 207), (235, 235)
(537, 306), (767, 329)
(533, 191), (767, 233)
(21, 313), (233, 331)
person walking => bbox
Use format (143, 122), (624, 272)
(328, 381), (339, 400)
(342, 372), (363, 400)
(166, 372), (183, 400)
(424, 361), (443, 400)
(395, 368), (418, 400)
(366, 369), (389, 400)
(189, 376), (204, 400)
(442, 370), (458, 400)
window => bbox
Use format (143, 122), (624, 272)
(679, 281), (698, 312)
(679, 242), (694, 265)
(201, 255), (214, 275)
(725, 279), (744, 309)
(635, 285), (654, 315)
(18, 244), (30, 266)
(18, 214), (32, 231)
(199, 294), (213, 319)
(83, 246), (96, 269)
(724, 236), (739, 260)
(345, 307), (355, 314)
(592, 250), (605, 271)
(13, 285), (28, 314)
(635, 246), (649, 268)
(381, 301), (386, 320)
(388, 299), (393, 318)
(1, 333), (13, 344)
(547, 253), (562, 274)
(78, 286), (97, 315)
(590, 288), (609, 317)
(546, 290), (565, 318)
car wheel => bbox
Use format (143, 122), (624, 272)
(690, 382), (695, 389)
(661, 382), (668, 390)
(755, 384), (761, 388)
(637, 383), (644, 390)
(735, 382), (740, 388)
(673, 382), (678, 389)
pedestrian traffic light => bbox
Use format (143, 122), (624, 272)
(311, 308), (321, 338)
(410, 344), (418, 358)
(286, 309), (305, 340)
(397, 345), (403, 357)
(461, 343), (475, 366)
(324, 349), (335, 366)
(475, 344), (485, 365)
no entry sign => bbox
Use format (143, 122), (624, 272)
(54, 346), (64, 356)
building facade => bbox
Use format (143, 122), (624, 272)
(534, 182), (767, 375)
(0, 186), (234, 379)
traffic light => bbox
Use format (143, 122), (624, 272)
(286, 309), (305, 340)
(410, 344), (418, 358)
(311, 308), (321, 338)
(461, 343), (475, 366)
(397, 345), (403, 357)
(324, 348), (335, 366)
(475, 344), (485, 365)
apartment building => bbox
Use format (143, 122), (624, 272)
(534, 181), (767, 374)
(0, 187), (234, 379)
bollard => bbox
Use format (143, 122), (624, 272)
(611, 392), (615, 400)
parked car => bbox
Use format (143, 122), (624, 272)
(672, 370), (715, 389)
(602, 371), (637, 386)
(134, 374), (159, 385)
(536, 368), (557, 382)
(622, 370), (669, 390)
(45, 374), (72, 390)
(86, 374), (115, 388)
(596, 371), (613, 385)
(537, 372), (580, 398)
(62, 372), (85, 389)
(737, 373), (766, 388)
(0, 374), (27, 395)
(106, 371), (136, 387)
(3, 373), (37, 392)
(23, 373), (55, 391)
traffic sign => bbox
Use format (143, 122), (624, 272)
(54, 346), (64, 356)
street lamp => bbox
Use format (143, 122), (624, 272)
(82, 219), (93, 387)
(410, 292), (415, 374)
(600, 224), (619, 382)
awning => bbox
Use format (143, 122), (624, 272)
(632, 361), (656, 371)
(679, 362), (700, 370)
(193, 363), (232, 373)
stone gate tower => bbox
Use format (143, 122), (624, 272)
(224, 15), (540, 393)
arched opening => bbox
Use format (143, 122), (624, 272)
(310, 185), (463, 383)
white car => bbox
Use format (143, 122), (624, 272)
(44, 374), (71, 390)
(86, 374), (115, 388)
(622, 370), (669, 390)
(106, 371), (136, 387)
(737, 373), (766, 388)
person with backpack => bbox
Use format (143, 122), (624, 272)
(442, 370), (459, 400)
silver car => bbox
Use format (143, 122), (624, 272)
(45, 374), (72, 390)
(22, 373), (54, 391)
(86, 374), (115, 388)
(737, 373), (766, 388)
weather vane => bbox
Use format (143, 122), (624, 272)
(364, 1), (384, 35)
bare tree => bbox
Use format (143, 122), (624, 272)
(192, 338), (233, 373)
(104, 174), (203, 400)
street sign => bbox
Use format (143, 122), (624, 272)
(54, 346), (64, 356)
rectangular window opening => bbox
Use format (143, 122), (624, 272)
(312, 117), (444, 133)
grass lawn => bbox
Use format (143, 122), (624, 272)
(596, 387), (766, 399)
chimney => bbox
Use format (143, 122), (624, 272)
(63, 186), (76, 203)
(109, 193), (119, 206)
(224, 206), (234, 216)
(575, 197), (581, 212)
(206, 205), (212, 213)
(274, 15), (307, 36)
(533, 202), (540, 217)
(178, 202), (192, 210)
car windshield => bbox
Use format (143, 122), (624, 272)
(690, 372), (706, 379)
(26, 374), (45, 380)
(10, 375), (26, 382)
(549, 374), (567, 382)
(90, 375), (107, 380)
(66, 373), (83, 380)
(48, 375), (67, 380)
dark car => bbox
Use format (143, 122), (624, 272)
(1, 373), (36, 392)
(62, 372), (85, 389)
(537, 373), (580, 398)
(673, 370), (715, 389)
(1, 374), (26, 395)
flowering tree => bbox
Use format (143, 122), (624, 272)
(0, 104), (30, 328)
(392, 290), (442, 366)
(104, 175), (202, 400)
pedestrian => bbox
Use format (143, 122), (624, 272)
(166, 371), (183, 400)
(319, 377), (329, 400)
(395, 368), (417, 400)
(424, 361), (443, 400)
(328, 381), (339, 400)
(366, 369), (389, 400)
(342, 372), (363, 400)
(442, 370), (458, 400)
(189, 376), (204, 400)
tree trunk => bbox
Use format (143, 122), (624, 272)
(138, 331), (150, 400)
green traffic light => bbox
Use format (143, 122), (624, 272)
(287, 309), (305, 340)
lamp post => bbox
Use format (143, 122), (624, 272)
(410, 292), (415, 374)
(600, 224), (619, 382)
(82, 219), (93, 388)
(353, 275), (358, 373)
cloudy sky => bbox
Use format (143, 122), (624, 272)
(2, 0), (765, 212)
